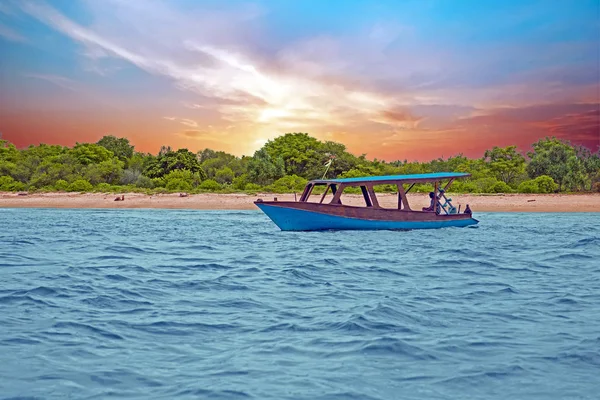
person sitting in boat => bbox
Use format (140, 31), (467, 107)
(464, 204), (472, 215)
(422, 192), (436, 212)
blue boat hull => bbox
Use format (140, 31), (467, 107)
(255, 203), (479, 231)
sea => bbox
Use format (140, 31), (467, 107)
(1, 208), (599, 400)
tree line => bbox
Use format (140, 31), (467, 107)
(1, 133), (599, 194)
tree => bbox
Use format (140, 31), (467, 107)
(215, 167), (235, 184)
(575, 145), (600, 191)
(84, 159), (125, 185)
(197, 148), (217, 163)
(97, 135), (134, 162)
(527, 137), (576, 191)
(72, 143), (113, 165)
(483, 145), (526, 186)
(263, 133), (323, 178)
(144, 148), (207, 179)
(67, 179), (93, 192)
(0, 140), (19, 163)
(247, 148), (285, 185)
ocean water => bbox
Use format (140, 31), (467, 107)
(1, 209), (599, 400)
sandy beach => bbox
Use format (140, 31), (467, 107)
(1, 191), (599, 212)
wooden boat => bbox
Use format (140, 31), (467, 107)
(254, 172), (478, 231)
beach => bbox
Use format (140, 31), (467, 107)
(1, 192), (599, 212)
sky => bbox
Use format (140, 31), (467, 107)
(0, 0), (599, 161)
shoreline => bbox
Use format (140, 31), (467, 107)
(1, 192), (599, 212)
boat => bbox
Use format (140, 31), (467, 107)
(254, 172), (478, 231)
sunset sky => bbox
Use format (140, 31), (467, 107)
(1, 0), (599, 161)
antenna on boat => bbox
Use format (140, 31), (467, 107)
(321, 155), (335, 179)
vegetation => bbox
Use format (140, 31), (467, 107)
(1, 133), (598, 194)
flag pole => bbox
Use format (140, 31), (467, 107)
(321, 157), (334, 179)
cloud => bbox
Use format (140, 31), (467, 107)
(16, 0), (411, 131)
(180, 130), (207, 138)
(23, 73), (78, 91)
(11, 0), (600, 158)
(0, 22), (27, 42)
(179, 119), (198, 128)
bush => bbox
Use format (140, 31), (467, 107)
(451, 180), (477, 193)
(54, 179), (69, 191)
(199, 179), (222, 191)
(490, 181), (513, 193)
(67, 179), (93, 192)
(518, 180), (539, 193)
(215, 167), (235, 184)
(152, 177), (166, 188)
(472, 177), (501, 193)
(373, 184), (396, 193)
(94, 183), (112, 192)
(413, 183), (434, 193)
(166, 179), (192, 191)
(163, 169), (201, 190)
(0, 175), (25, 191)
(534, 175), (558, 193)
(593, 182), (600, 193)
(121, 168), (141, 185)
(232, 174), (248, 190)
(267, 175), (308, 193)
(135, 175), (154, 189)
(245, 183), (262, 192)
(343, 186), (362, 194)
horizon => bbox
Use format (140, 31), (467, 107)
(1, 0), (599, 161)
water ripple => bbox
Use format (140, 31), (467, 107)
(0, 209), (599, 400)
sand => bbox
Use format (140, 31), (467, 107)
(1, 191), (599, 212)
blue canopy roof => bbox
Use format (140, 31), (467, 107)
(313, 172), (470, 184)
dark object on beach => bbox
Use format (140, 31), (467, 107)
(17, 192), (28, 196)
(464, 204), (472, 215)
(255, 172), (479, 231)
(527, 199), (536, 202)
(179, 193), (189, 197)
(114, 195), (125, 201)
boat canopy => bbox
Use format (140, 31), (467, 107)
(310, 172), (470, 185)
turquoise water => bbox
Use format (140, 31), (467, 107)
(1, 209), (599, 399)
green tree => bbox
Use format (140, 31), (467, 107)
(84, 159), (125, 185)
(575, 145), (600, 191)
(163, 169), (202, 189)
(72, 143), (113, 165)
(263, 133), (324, 178)
(527, 137), (576, 191)
(0, 175), (25, 191)
(0, 140), (19, 163)
(215, 167), (235, 184)
(247, 148), (285, 185)
(199, 179), (222, 190)
(97, 135), (134, 162)
(564, 155), (587, 191)
(534, 175), (558, 193)
(268, 175), (308, 192)
(232, 174), (249, 190)
(67, 179), (93, 192)
(144, 148), (206, 179)
(518, 180), (539, 193)
(483, 145), (526, 186)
